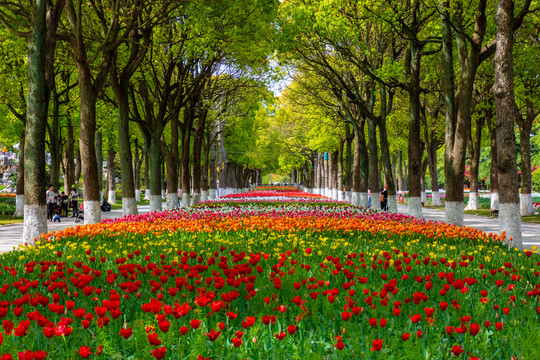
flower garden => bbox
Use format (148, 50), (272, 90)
(0, 188), (539, 359)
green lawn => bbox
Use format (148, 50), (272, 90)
(422, 205), (540, 224)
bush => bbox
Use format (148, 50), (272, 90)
(532, 168), (540, 193)
(0, 203), (15, 215)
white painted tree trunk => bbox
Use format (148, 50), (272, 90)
(108, 190), (116, 205)
(14, 195), (24, 217)
(166, 193), (178, 210)
(520, 193), (537, 216)
(332, 189), (338, 200)
(351, 192), (360, 206)
(499, 203), (522, 250)
(144, 190), (150, 200)
(345, 191), (351, 203)
(122, 197), (138, 216)
(192, 193), (201, 207)
(135, 189), (141, 202)
(149, 195), (162, 212)
(84, 200), (101, 224)
(445, 201), (464, 226)
(359, 192), (369, 208)
(23, 205), (47, 245)
(161, 190), (166, 200)
(491, 192), (499, 210)
(431, 191), (443, 206)
(337, 191), (343, 201)
(371, 194), (382, 211)
(408, 197), (423, 219)
(421, 191), (426, 205)
(201, 191), (208, 202)
(387, 194), (397, 213)
(99, 191), (103, 203)
(182, 192), (191, 208)
(465, 192), (479, 210)
(209, 189), (217, 200)
(324, 188), (329, 197)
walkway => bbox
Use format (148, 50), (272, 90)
(397, 204), (540, 250)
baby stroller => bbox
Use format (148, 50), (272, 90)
(73, 203), (84, 223)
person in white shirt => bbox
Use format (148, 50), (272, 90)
(70, 187), (79, 216)
(46, 185), (57, 221)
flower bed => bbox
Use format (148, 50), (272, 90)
(0, 191), (538, 359)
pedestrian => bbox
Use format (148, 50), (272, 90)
(46, 185), (57, 222)
(60, 191), (69, 216)
(380, 185), (388, 211)
(70, 187), (79, 217)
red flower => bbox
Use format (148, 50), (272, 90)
(150, 347), (167, 359)
(78, 346), (92, 359)
(42, 327), (55, 338)
(335, 341), (345, 350)
(305, 248), (312, 254)
(495, 322), (503, 331)
(451, 345), (464, 356)
(416, 330), (423, 338)
(469, 323), (480, 336)
(179, 326), (189, 335)
(446, 326), (453, 335)
(368, 318), (377, 327)
(232, 337), (243, 347)
(274, 331), (286, 341)
(120, 328), (133, 339)
(0, 355), (12, 360)
(409, 314), (421, 323)
(393, 308), (401, 316)
(371, 339), (383, 351)
(402, 333), (411, 341)
(205, 329), (221, 342)
(158, 321), (170, 333)
(440, 302), (448, 311)
(379, 318), (387, 327)
(424, 307), (435, 317)
(148, 333), (161, 346)
(287, 325), (297, 335)
(341, 311), (352, 321)
(190, 319), (201, 329)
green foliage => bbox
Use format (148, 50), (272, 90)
(0, 203), (15, 215)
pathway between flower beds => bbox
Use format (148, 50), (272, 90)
(0, 187), (538, 359)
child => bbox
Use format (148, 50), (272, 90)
(53, 214), (61, 223)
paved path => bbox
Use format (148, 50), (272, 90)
(397, 204), (540, 250)
(0, 204), (157, 253)
(1, 202), (538, 253)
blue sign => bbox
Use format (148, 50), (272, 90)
(324, 153), (328, 160)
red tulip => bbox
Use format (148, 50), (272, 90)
(495, 322), (503, 331)
(205, 329), (221, 342)
(335, 341), (345, 350)
(77, 346), (92, 359)
(147, 333), (161, 346)
(150, 347), (167, 359)
(409, 314), (421, 323)
(191, 319), (201, 329)
(446, 326), (453, 335)
(401, 333), (411, 341)
(371, 339), (383, 351)
(368, 318), (377, 327)
(232, 337), (243, 347)
(469, 323), (480, 336)
(120, 328), (133, 339)
(451, 345), (464, 356)
(341, 311), (352, 321)
(274, 331), (286, 341)
(287, 325), (297, 335)
(379, 318), (387, 327)
(416, 330), (423, 338)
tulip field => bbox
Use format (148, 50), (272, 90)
(0, 188), (539, 359)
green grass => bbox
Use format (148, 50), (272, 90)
(109, 199), (150, 210)
(0, 215), (23, 225)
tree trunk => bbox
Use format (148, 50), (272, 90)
(143, 141), (150, 200)
(181, 104), (195, 207)
(116, 87), (137, 214)
(209, 129), (218, 199)
(352, 120), (369, 207)
(148, 130), (163, 212)
(517, 99), (536, 215)
(367, 118), (381, 210)
(14, 130), (25, 217)
(192, 110), (207, 206)
(407, 40), (423, 219)
(74, 148), (81, 187)
(201, 128), (211, 201)
(95, 130), (103, 201)
(133, 138), (142, 202)
(488, 116), (499, 210)
(49, 86), (61, 191)
(337, 146), (343, 201)
(64, 116), (75, 193)
(23, 0), (48, 244)
(378, 87), (397, 212)
(493, 0), (521, 248)
(107, 144), (116, 204)
(465, 116), (485, 210)
(162, 114), (179, 210)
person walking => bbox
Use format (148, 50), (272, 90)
(70, 187), (79, 217)
(46, 185), (57, 222)
(380, 185), (388, 211)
